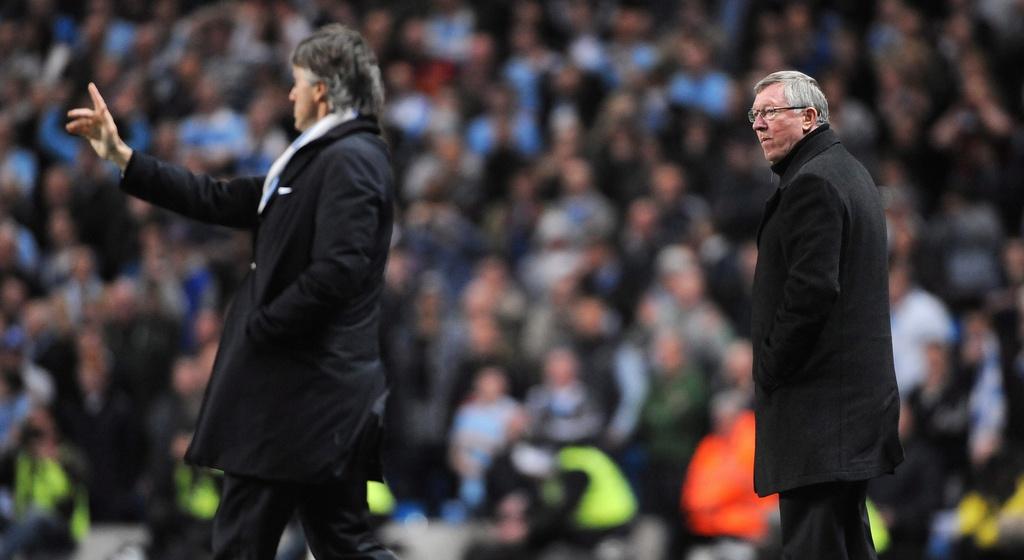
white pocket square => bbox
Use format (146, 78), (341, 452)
(278, 187), (293, 195)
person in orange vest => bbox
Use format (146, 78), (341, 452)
(682, 390), (778, 557)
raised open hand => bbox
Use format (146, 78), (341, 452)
(66, 82), (133, 170)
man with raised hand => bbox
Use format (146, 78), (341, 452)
(68, 24), (397, 559)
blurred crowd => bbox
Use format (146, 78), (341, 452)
(0, 0), (1023, 558)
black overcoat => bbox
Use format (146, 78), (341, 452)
(751, 125), (903, 496)
(120, 117), (393, 483)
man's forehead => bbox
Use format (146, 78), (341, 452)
(753, 83), (787, 106)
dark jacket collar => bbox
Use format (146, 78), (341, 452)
(299, 114), (381, 152)
(273, 116), (382, 192)
(770, 124), (838, 186)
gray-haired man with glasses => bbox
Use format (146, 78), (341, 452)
(748, 71), (904, 559)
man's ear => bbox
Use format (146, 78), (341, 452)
(314, 81), (329, 105)
(802, 107), (819, 132)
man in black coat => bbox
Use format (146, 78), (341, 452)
(67, 25), (397, 559)
(749, 71), (903, 559)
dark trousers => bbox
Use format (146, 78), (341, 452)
(212, 473), (397, 559)
(779, 480), (876, 560)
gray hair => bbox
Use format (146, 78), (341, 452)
(753, 70), (829, 125)
(291, 24), (385, 116)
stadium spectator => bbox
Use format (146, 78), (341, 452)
(639, 329), (708, 556)
(448, 366), (525, 511)
(889, 258), (955, 396)
(682, 390), (778, 559)
(59, 325), (143, 522)
(0, 406), (88, 559)
(525, 346), (604, 447)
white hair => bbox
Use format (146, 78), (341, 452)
(754, 70), (829, 125)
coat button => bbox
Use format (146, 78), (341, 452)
(250, 262), (256, 270)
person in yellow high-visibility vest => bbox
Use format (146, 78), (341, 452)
(0, 407), (89, 560)
(462, 442), (630, 560)
(520, 443), (636, 553)
(955, 444), (1024, 557)
(464, 442), (637, 560)
(147, 431), (223, 560)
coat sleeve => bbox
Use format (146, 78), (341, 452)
(246, 143), (386, 344)
(119, 152), (262, 229)
(756, 174), (843, 391)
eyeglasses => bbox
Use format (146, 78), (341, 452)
(747, 106), (807, 123)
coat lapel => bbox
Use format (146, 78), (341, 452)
(756, 127), (841, 246)
(756, 187), (782, 246)
(271, 118), (382, 203)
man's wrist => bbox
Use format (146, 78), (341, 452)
(112, 142), (133, 172)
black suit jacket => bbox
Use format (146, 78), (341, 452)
(751, 125), (903, 496)
(120, 117), (393, 483)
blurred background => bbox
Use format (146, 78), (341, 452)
(0, 0), (1023, 559)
